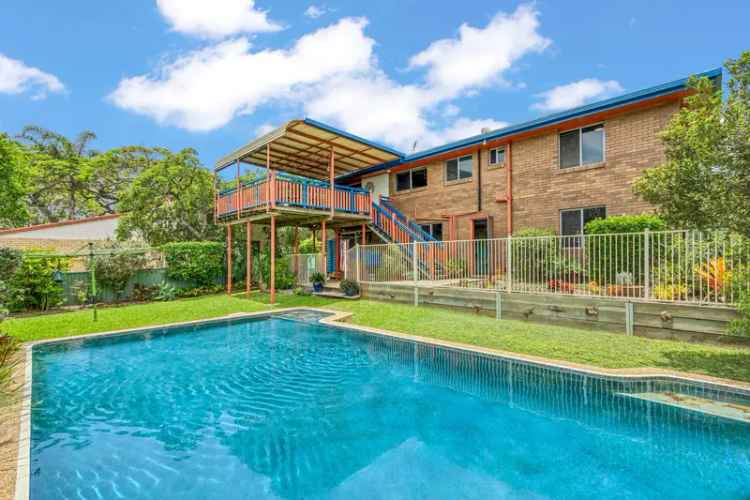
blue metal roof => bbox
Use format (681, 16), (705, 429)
(336, 67), (722, 182)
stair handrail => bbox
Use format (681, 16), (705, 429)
(371, 203), (424, 244)
(379, 196), (438, 243)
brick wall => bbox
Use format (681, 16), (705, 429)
(0, 238), (107, 253)
(386, 101), (678, 239)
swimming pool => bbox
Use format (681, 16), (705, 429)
(27, 313), (750, 499)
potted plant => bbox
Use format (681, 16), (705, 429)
(310, 272), (325, 293)
(340, 279), (360, 297)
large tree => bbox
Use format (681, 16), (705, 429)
(116, 148), (220, 246)
(0, 134), (29, 228)
(18, 126), (100, 222)
(635, 52), (750, 237)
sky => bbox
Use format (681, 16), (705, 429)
(1, 0), (748, 169)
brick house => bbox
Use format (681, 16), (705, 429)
(337, 68), (721, 242)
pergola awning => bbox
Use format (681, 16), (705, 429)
(215, 118), (403, 180)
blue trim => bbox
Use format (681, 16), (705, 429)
(336, 68), (722, 182)
(302, 118), (405, 158)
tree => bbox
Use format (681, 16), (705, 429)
(0, 134), (29, 228)
(18, 126), (100, 222)
(116, 148), (221, 246)
(634, 52), (750, 237)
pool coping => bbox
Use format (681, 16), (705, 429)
(13, 307), (750, 499)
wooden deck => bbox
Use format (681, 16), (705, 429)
(216, 171), (372, 227)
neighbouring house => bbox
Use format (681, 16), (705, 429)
(213, 68), (720, 302)
(0, 214), (121, 254)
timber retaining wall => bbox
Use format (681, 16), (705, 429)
(359, 282), (748, 347)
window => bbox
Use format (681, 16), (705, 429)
(560, 206), (606, 246)
(446, 155), (473, 182)
(559, 125), (605, 168)
(489, 147), (505, 166)
(418, 222), (443, 240)
(395, 168), (427, 192)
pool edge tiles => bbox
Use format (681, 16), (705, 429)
(15, 307), (750, 499)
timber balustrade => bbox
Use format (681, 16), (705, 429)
(216, 172), (372, 219)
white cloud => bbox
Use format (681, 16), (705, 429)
(113, 4), (550, 151)
(110, 18), (374, 131)
(532, 78), (624, 112)
(0, 53), (64, 99)
(427, 117), (508, 145)
(255, 122), (276, 135)
(156, 0), (282, 38)
(304, 5), (327, 19)
(409, 4), (550, 96)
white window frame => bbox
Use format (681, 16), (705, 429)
(488, 147), (505, 166)
(445, 154), (473, 182)
(559, 123), (606, 169)
(395, 167), (428, 192)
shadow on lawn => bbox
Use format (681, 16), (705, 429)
(658, 348), (750, 383)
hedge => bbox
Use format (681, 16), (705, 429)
(584, 214), (666, 235)
(163, 241), (224, 287)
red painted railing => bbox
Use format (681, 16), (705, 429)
(216, 172), (371, 219)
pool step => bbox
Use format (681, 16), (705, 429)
(618, 391), (750, 423)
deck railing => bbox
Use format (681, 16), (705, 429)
(216, 172), (372, 219)
(346, 230), (750, 306)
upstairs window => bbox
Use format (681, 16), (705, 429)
(489, 147), (505, 166)
(560, 124), (605, 168)
(395, 168), (427, 192)
(446, 155), (473, 182)
(418, 222), (443, 241)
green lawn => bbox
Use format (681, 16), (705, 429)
(3, 293), (750, 383)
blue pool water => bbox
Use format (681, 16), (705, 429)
(30, 316), (750, 499)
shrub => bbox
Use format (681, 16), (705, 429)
(340, 279), (360, 296)
(8, 255), (67, 312)
(94, 253), (147, 300)
(0, 248), (21, 282)
(253, 252), (296, 290)
(584, 214), (667, 235)
(511, 228), (557, 283)
(0, 334), (21, 407)
(584, 214), (667, 285)
(163, 242), (224, 288)
(729, 271), (750, 337)
(298, 236), (320, 254)
(155, 281), (177, 301)
(132, 284), (159, 302)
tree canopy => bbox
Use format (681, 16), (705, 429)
(116, 148), (220, 246)
(0, 126), (223, 246)
(635, 52), (750, 237)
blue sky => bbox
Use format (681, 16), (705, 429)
(1, 0), (748, 168)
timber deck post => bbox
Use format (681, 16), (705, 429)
(321, 220), (327, 277)
(226, 225), (233, 295)
(270, 215), (276, 304)
(251, 222), (253, 296)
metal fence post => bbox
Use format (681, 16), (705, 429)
(506, 236), (512, 292)
(495, 291), (502, 320)
(643, 229), (650, 300)
(355, 244), (361, 283)
(343, 246), (348, 279)
(413, 242), (419, 306)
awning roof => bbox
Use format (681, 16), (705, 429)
(215, 118), (404, 180)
